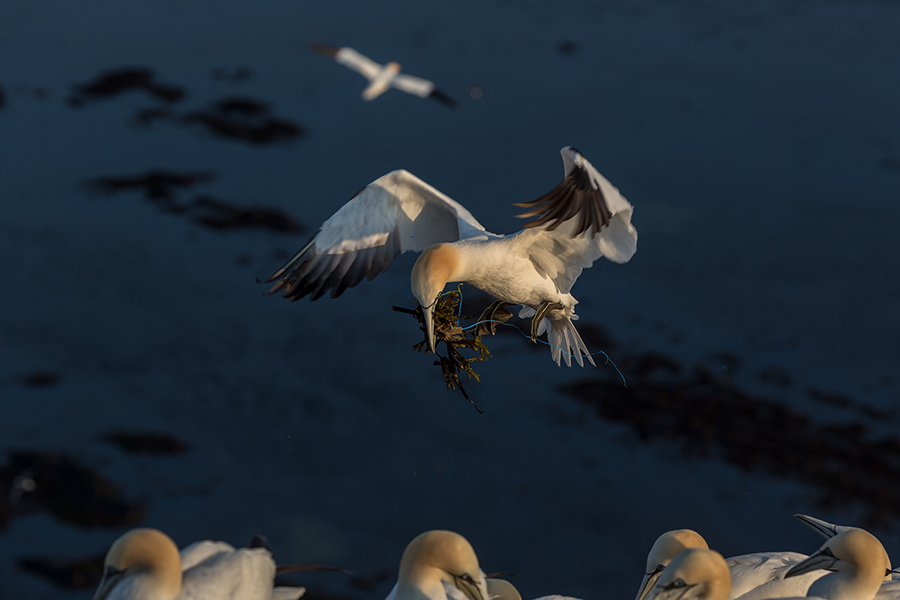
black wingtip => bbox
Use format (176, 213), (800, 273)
(428, 89), (458, 108)
(308, 43), (341, 58)
(250, 535), (273, 552)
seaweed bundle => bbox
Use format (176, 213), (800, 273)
(394, 288), (509, 413)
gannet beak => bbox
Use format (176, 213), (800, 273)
(451, 573), (487, 600)
(92, 570), (125, 600)
(423, 303), (437, 353)
(636, 568), (664, 600)
(785, 549), (839, 579)
(644, 582), (696, 600)
(793, 514), (839, 539)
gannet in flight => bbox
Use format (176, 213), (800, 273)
(266, 147), (638, 366)
(91, 528), (305, 600)
(309, 43), (458, 107)
(384, 530), (489, 600)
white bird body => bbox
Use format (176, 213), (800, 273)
(92, 529), (305, 600)
(383, 531), (489, 600)
(312, 44), (458, 106)
(636, 530), (823, 600)
(727, 552), (819, 600)
(642, 530), (889, 600)
(874, 579), (900, 600)
(268, 147), (638, 367)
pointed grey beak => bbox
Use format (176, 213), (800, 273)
(92, 571), (125, 600)
(452, 573), (487, 600)
(636, 568), (664, 600)
(793, 514), (842, 539)
(644, 581), (696, 600)
(423, 303), (436, 353)
(785, 549), (839, 579)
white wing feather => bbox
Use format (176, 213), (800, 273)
(334, 47), (383, 81)
(391, 73), (435, 98)
(179, 545), (304, 600)
(179, 540), (236, 571)
(514, 149), (637, 294)
(267, 169), (491, 301)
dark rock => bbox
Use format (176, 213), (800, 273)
(100, 430), (191, 456)
(68, 67), (185, 106)
(19, 371), (63, 388)
(0, 451), (145, 530)
(17, 554), (105, 590)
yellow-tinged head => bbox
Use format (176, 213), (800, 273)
(93, 528), (181, 600)
(397, 530), (486, 600)
(637, 530), (709, 600)
(646, 548), (730, 600)
(411, 244), (461, 352)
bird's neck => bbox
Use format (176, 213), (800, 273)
(110, 571), (178, 600)
(395, 567), (447, 600)
(808, 567), (883, 600)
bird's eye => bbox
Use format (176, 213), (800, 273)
(667, 579), (686, 589)
(822, 548), (835, 558)
(105, 565), (122, 577)
(654, 565), (665, 574)
(459, 574), (474, 583)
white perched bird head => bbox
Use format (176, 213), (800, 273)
(93, 528), (181, 600)
(786, 528), (889, 586)
(636, 530), (709, 600)
(645, 548), (730, 600)
(397, 530), (487, 600)
(411, 244), (461, 353)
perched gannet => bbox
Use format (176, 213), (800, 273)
(383, 531), (489, 600)
(794, 515), (892, 581)
(309, 43), (458, 107)
(635, 529), (823, 600)
(785, 528), (888, 600)
(645, 530), (891, 600)
(645, 548), (733, 600)
(92, 528), (305, 600)
(267, 147), (638, 367)
(637, 530), (711, 600)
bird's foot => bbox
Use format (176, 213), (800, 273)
(475, 301), (513, 337)
(530, 302), (563, 342)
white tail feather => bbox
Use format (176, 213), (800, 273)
(546, 318), (595, 367)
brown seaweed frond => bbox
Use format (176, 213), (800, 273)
(392, 288), (493, 412)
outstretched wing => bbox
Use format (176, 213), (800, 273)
(267, 169), (489, 301)
(391, 73), (459, 108)
(309, 44), (383, 81)
(511, 147), (637, 294)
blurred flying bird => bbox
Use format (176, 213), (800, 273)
(266, 147), (638, 367)
(309, 43), (458, 107)
(92, 528), (305, 600)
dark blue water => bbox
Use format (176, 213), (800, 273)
(1, 1), (899, 599)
